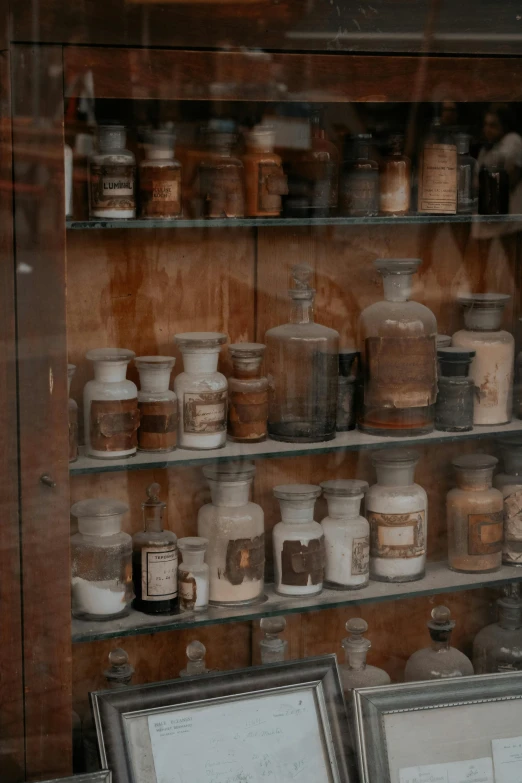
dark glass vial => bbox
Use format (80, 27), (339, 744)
(455, 133), (477, 214)
(337, 350), (359, 431)
(339, 134), (379, 217)
(479, 162), (509, 215)
(435, 347), (475, 432)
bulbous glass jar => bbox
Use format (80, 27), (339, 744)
(272, 484), (324, 596)
(265, 265), (339, 443)
(197, 462), (264, 606)
(339, 618), (391, 696)
(359, 259), (437, 437)
(495, 437), (522, 565)
(473, 584), (522, 673)
(447, 454), (503, 573)
(71, 499), (134, 621)
(404, 606), (474, 681)
(452, 294), (514, 426)
(367, 449), (427, 583)
(320, 479), (369, 589)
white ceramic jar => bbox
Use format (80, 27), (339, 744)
(197, 462), (264, 606)
(366, 449), (427, 582)
(84, 348), (139, 459)
(174, 332), (228, 449)
(320, 479), (370, 589)
(135, 356), (177, 452)
(272, 484), (324, 596)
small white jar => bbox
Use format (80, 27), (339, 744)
(135, 356), (177, 453)
(367, 449), (427, 583)
(174, 332), (228, 450)
(178, 537), (210, 612)
(272, 484), (324, 596)
(320, 479), (370, 589)
(84, 348), (139, 459)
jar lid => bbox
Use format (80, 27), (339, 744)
(452, 453), (498, 471)
(371, 448), (420, 466)
(273, 484), (321, 500)
(174, 332), (227, 351)
(71, 498), (129, 518)
(98, 125), (126, 148)
(374, 259), (422, 276)
(436, 334), (452, 348)
(438, 347), (476, 377)
(458, 293), (510, 309)
(203, 461), (256, 482)
(135, 355), (176, 370)
(178, 536), (209, 552)
(144, 128), (175, 149)
(320, 479), (369, 497)
(338, 349), (359, 375)
(246, 125), (275, 150)
(86, 347), (135, 363)
(229, 343), (266, 358)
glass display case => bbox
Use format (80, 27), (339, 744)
(5, 3), (522, 782)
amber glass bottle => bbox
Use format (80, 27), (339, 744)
(242, 126), (287, 217)
(379, 134), (411, 215)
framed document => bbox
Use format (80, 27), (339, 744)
(92, 655), (354, 783)
(34, 775), (111, 783)
(354, 671), (522, 783)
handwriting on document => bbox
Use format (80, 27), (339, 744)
(147, 688), (332, 783)
(399, 757), (494, 783)
(492, 736), (522, 783)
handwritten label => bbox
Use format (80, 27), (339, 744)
(399, 757), (493, 783)
(492, 736), (522, 783)
(147, 688), (333, 783)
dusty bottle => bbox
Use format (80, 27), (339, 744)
(197, 122), (245, 218)
(379, 133), (411, 215)
(418, 117), (457, 214)
(435, 347), (475, 433)
(479, 159), (510, 215)
(242, 125), (287, 217)
(367, 449), (427, 583)
(494, 437), (522, 566)
(452, 294), (514, 426)
(320, 479), (370, 589)
(404, 606), (474, 681)
(180, 641), (210, 677)
(132, 483), (178, 615)
(89, 125), (136, 219)
(359, 259), (437, 437)
(447, 454), (503, 573)
(68, 363), (79, 463)
(139, 129), (182, 219)
(136, 356), (177, 452)
(265, 265), (339, 443)
(227, 343), (268, 443)
(339, 618), (391, 697)
(340, 134), (379, 217)
(259, 617), (288, 664)
(473, 584), (522, 673)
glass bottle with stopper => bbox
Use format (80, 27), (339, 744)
(259, 617), (288, 664)
(227, 343), (268, 443)
(339, 618), (391, 697)
(320, 479), (370, 590)
(358, 259), (437, 437)
(404, 606), (474, 681)
(265, 264), (339, 443)
(180, 641), (210, 677)
(494, 436), (522, 566)
(132, 483), (178, 615)
(473, 583), (522, 673)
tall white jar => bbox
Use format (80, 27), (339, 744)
(320, 479), (370, 589)
(367, 449), (427, 582)
(197, 462), (265, 606)
(84, 348), (139, 459)
(272, 484), (324, 596)
(452, 293), (514, 425)
(174, 332), (228, 450)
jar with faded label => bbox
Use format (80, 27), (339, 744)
(196, 122), (245, 218)
(494, 437), (522, 566)
(359, 258), (437, 436)
(320, 479), (370, 589)
(136, 356), (177, 452)
(473, 584), (522, 673)
(198, 462), (265, 606)
(273, 484), (325, 596)
(174, 332), (228, 450)
(366, 449), (427, 583)
(447, 454), (503, 573)
(418, 119), (457, 214)
(242, 125), (288, 217)
(227, 342), (268, 443)
(68, 363), (78, 463)
(177, 537), (209, 613)
(139, 129), (182, 219)
(83, 348), (140, 459)
(89, 125), (136, 219)
(132, 483), (178, 615)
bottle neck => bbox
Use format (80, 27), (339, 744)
(289, 295), (315, 325)
(325, 495), (362, 519)
(232, 360), (262, 380)
(375, 464), (416, 487)
(180, 551), (205, 568)
(456, 468), (494, 491)
(343, 645), (367, 671)
(499, 604), (522, 630)
(279, 500), (315, 524)
(138, 367), (171, 393)
(382, 275), (412, 303)
(143, 507), (164, 533)
(429, 628), (452, 651)
(184, 659), (207, 675)
(209, 480), (251, 507)
(93, 361), (128, 383)
(146, 149), (174, 161)
(182, 351), (219, 374)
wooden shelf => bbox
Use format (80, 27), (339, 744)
(70, 420), (522, 476)
(71, 561), (521, 643)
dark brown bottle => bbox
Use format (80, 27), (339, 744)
(479, 160), (510, 215)
(340, 134), (379, 217)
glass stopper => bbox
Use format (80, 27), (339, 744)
(180, 640), (209, 677)
(291, 264), (313, 290)
(260, 617), (286, 637)
(260, 617), (288, 664)
(342, 618), (371, 669)
(346, 617), (368, 637)
(147, 482), (161, 502)
(427, 605), (455, 631)
(104, 648), (134, 687)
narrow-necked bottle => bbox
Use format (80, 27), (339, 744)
(197, 122), (245, 218)
(473, 584), (522, 673)
(272, 484), (324, 596)
(359, 259), (437, 436)
(320, 479), (370, 589)
(180, 640), (210, 677)
(132, 483), (178, 614)
(259, 617), (288, 664)
(367, 449), (427, 583)
(447, 454), (503, 573)
(404, 606), (474, 681)
(339, 618), (391, 697)
(265, 265), (339, 443)
(494, 436), (522, 566)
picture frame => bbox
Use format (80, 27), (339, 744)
(354, 671), (522, 783)
(33, 775), (111, 783)
(91, 654), (354, 783)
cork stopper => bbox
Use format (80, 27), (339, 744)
(104, 648), (134, 688)
(180, 640), (209, 677)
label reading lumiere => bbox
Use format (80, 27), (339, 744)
(183, 390), (227, 433)
(369, 510), (425, 559)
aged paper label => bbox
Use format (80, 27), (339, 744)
(281, 537), (325, 586)
(351, 536), (370, 575)
(152, 180), (180, 202)
(418, 143), (457, 213)
(468, 511), (503, 555)
(492, 735), (522, 783)
(400, 757), (493, 783)
(225, 535), (265, 585)
(365, 336), (437, 409)
(90, 164), (136, 211)
(141, 546), (178, 601)
(183, 390), (227, 433)
(258, 162), (288, 212)
(90, 398), (139, 451)
(369, 510), (425, 559)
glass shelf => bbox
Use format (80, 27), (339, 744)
(70, 419), (522, 476)
(71, 561), (520, 643)
(66, 214), (522, 230)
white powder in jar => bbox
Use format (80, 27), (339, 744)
(72, 577), (127, 616)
